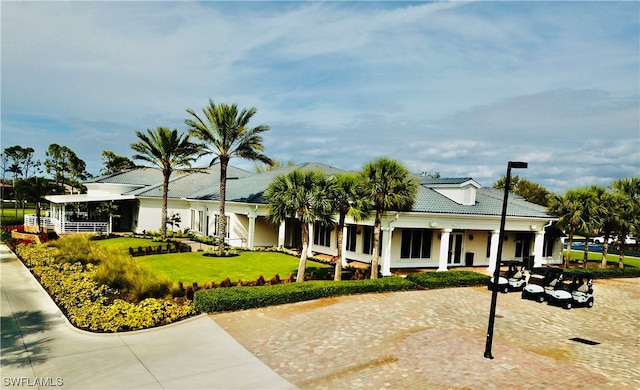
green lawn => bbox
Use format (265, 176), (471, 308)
(138, 251), (331, 285)
(564, 249), (640, 268)
(1, 207), (36, 226)
(95, 237), (158, 252)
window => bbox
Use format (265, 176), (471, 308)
(313, 224), (332, 247)
(345, 225), (357, 252)
(362, 226), (383, 256)
(543, 235), (554, 257)
(486, 232), (492, 258)
(190, 210), (196, 231)
(400, 229), (432, 259)
(213, 215), (230, 238)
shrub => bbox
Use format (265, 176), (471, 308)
(405, 270), (490, 289)
(15, 240), (193, 332)
(193, 276), (416, 313)
(567, 265), (640, 279)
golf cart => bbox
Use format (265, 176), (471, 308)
(546, 271), (594, 309)
(488, 260), (527, 293)
(521, 267), (564, 303)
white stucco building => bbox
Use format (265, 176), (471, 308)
(35, 162), (563, 274)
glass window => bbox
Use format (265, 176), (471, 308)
(400, 229), (432, 259)
(313, 224), (332, 247)
(346, 225), (357, 252)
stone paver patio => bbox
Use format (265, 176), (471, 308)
(211, 277), (640, 390)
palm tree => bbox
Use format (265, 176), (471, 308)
(131, 127), (203, 240)
(595, 190), (624, 268)
(330, 173), (371, 281)
(264, 169), (334, 282)
(577, 186), (605, 268)
(359, 157), (418, 279)
(549, 190), (587, 268)
(612, 177), (640, 268)
(186, 100), (274, 254)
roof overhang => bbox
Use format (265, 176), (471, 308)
(45, 194), (136, 204)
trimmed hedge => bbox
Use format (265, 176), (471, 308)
(406, 270), (490, 289)
(567, 265), (640, 279)
(194, 276), (416, 313)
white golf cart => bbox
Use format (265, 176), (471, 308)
(545, 271), (594, 309)
(521, 267), (563, 303)
(488, 260), (527, 293)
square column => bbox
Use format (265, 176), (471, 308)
(341, 225), (348, 266)
(278, 221), (285, 249)
(380, 226), (394, 276)
(533, 230), (545, 267)
(247, 209), (257, 250)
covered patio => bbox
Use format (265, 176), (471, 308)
(28, 194), (139, 235)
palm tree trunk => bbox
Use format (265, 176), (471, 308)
(218, 158), (229, 255)
(618, 242), (626, 269)
(370, 209), (382, 279)
(161, 173), (169, 240)
(583, 233), (590, 269)
(565, 229), (574, 268)
(601, 234), (610, 268)
(296, 221), (309, 282)
(334, 213), (346, 281)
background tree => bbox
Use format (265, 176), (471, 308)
(131, 127), (203, 240)
(101, 151), (136, 175)
(493, 175), (551, 206)
(330, 173), (371, 281)
(612, 177), (640, 268)
(360, 157), (418, 279)
(13, 177), (62, 233)
(44, 144), (92, 192)
(265, 169), (334, 282)
(95, 201), (120, 235)
(253, 159), (296, 173)
(186, 100), (274, 254)
(576, 186), (605, 268)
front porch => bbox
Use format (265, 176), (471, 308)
(24, 214), (108, 235)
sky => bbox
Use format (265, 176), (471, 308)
(1, 1), (638, 194)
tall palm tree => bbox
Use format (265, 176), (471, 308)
(330, 173), (371, 281)
(131, 127), (203, 240)
(612, 177), (640, 268)
(264, 169), (334, 282)
(577, 186), (605, 268)
(186, 100), (273, 254)
(359, 157), (418, 279)
(549, 190), (583, 268)
(595, 190), (624, 268)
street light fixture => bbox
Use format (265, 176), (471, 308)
(484, 161), (528, 359)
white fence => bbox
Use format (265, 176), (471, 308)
(24, 214), (108, 234)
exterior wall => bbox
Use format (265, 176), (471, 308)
(136, 198), (191, 234)
(253, 217), (279, 248)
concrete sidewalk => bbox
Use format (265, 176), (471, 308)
(0, 245), (296, 390)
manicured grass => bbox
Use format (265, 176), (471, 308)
(95, 237), (158, 252)
(564, 250), (640, 268)
(1, 207), (36, 226)
(139, 251), (331, 285)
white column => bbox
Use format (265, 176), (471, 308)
(247, 209), (257, 250)
(438, 229), (452, 272)
(380, 226), (394, 276)
(341, 225), (348, 266)
(533, 230), (545, 267)
(487, 230), (501, 273)
(307, 223), (314, 254)
(278, 221), (286, 249)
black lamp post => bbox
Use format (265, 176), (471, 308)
(484, 161), (528, 359)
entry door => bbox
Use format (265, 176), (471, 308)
(515, 233), (532, 260)
(448, 233), (464, 265)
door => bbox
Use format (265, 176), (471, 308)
(448, 233), (463, 265)
(515, 233), (533, 260)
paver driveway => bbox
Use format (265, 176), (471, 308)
(212, 277), (640, 390)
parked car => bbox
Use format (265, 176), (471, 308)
(546, 271), (594, 309)
(488, 260), (527, 293)
(593, 235), (637, 245)
(521, 267), (564, 303)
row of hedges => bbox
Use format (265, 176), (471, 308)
(568, 266), (640, 279)
(406, 270), (491, 288)
(193, 276), (416, 312)
(15, 243), (194, 332)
